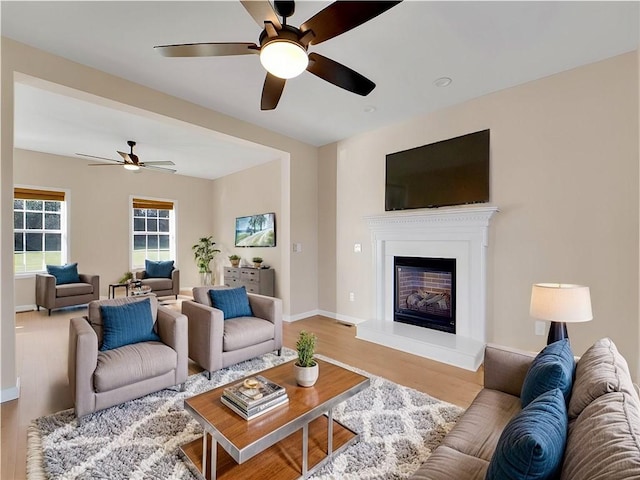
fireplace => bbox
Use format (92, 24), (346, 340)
(394, 256), (456, 334)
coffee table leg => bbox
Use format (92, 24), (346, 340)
(327, 409), (334, 455)
(211, 435), (217, 480)
(202, 433), (207, 477)
(302, 423), (309, 477)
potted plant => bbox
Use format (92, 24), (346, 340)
(229, 254), (241, 268)
(252, 256), (263, 268)
(294, 330), (319, 387)
(117, 271), (133, 284)
(192, 236), (221, 285)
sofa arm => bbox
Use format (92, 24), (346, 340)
(484, 344), (536, 397)
(79, 273), (100, 296)
(135, 270), (146, 280)
(68, 317), (98, 418)
(36, 273), (56, 308)
(182, 300), (225, 372)
(171, 269), (180, 296)
(248, 294), (283, 350)
(157, 306), (188, 384)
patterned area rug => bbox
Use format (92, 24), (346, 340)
(27, 348), (463, 480)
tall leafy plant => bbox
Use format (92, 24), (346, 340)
(192, 236), (220, 273)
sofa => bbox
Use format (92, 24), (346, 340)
(36, 271), (99, 315)
(135, 267), (180, 299)
(411, 338), (640, 479)
(68, 295), (188, 418)
(182, 286), (283, 379)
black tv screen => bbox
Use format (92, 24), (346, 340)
(385, 129), (490, 211)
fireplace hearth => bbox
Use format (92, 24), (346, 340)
(394, 256), (456, 334)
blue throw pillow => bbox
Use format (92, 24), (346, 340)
(46, 263), (80, 285)
(145, 259), (174, 278)
(209, 287), (253, 320)
(99, 298), (160, 351)
(486, 388), (568, 480)
(521, 339), (575, 408)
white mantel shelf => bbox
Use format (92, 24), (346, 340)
(357, 205), (499, 371)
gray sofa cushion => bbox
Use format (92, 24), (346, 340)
(568, 337), (638, 419)
(441, 389), (521, 462)
(141, 277), (173, 291)
(56, 282), (94, 298)
(223, 317), (275, 352)
(94, 341), (177, 392)
(561, 391), (640, 480)
(410, 445), (488, 480)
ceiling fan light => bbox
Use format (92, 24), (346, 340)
(124, 163), (140, 171)
(260, 40), (308, 79)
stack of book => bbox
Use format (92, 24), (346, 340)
(221, 375), (288, 420)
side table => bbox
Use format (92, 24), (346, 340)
(108, 283), (130, 299)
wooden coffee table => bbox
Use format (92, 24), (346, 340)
(181, 358), (370, 480)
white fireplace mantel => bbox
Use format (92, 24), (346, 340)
(357, 205), (498, 371)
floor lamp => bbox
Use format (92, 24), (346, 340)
(530, 283), (593, 345)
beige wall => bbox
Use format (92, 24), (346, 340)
(1, 37), (318, 396)
(318, 144), (337, 313)
(210, 159), (283, 295)
(324, 52), (640, 378)
(13, 149), (213, 305)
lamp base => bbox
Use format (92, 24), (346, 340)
(547, 321), (568, 345)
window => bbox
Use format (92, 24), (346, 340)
(14, 187), (67, 274)
(131, 197), (175, 269)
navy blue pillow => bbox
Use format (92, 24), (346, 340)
(521, 339), (575, 407)
(99, 298), (160, 351)
(145, 259), (174, 278)
(486, 388), (568, 480)
(47, 263), (80, 285)
(209, 287), (253, 320)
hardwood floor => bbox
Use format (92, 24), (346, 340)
(1, 304), (483, 480)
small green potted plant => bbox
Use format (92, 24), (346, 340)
(294, 330), (318, 387)
(229, 254), (241, 268)
(192, 236), (221, 285)
(252, 256), (263, 268)
(117, 271), (134, 284)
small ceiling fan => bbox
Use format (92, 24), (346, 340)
(77, 141), (176, 173)
(154, 0), (402, 110)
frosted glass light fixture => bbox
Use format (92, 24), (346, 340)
(260, 40), (309, 79)
(123, 163), (140, 171)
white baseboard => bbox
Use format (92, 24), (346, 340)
(1, 377), (21, 403)
(15, 304), (36, 313)
(284, 309), (367, 326)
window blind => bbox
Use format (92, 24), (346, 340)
(14, 187), (65, 202)
(132, 198), (174, 210)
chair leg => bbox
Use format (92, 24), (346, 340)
(179, 383), (186, 392)
(277, 349), (282, 356)
(36, 305), (40, 311)
(48, 309), (51, 316)
(206, 371), (212, 381)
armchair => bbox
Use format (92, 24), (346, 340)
(36, 272), (99, 316)
(68, 296), (188, 418)
(135, 269), (180, 299)
(182, 286), (283, 379)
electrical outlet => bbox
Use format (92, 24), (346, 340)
(349, 292), (355, 302)
(535, 321), (546, 336)
(354, 243), (361, 253)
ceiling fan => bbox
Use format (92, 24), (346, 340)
(154, 0), (402, 110)
(77, 141), (176, 173)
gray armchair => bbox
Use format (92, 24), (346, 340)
(182, 286), (283, 379)
(36, 272), (99, 316)
(135, 269), (180, 299)
(68, 296), (188, 418)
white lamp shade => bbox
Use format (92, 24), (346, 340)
(530, 283), (593, 323)
(260, 40), (308, 79)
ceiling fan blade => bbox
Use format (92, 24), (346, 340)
(77, 153), (121, 163)
(261, 73), (286, 111)
(301, 1), (402, 45)
(142, 165), (177, 173)
(154, 42), (259, 57)
(87, 163), (123, 167)
(142, 161), (176, 166)
(117, 150), (130, 161)
(307, 53), (375, 96)
(240, 0), (282, 30)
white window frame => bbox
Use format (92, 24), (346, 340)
(13, 185), (70, 277)
(129, 195), (177, 270)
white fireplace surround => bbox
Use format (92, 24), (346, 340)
(357, 205), (498, 371)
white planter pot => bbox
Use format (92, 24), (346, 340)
(294, 362), (319, 387)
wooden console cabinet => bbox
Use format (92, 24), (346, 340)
(223, 267), (274, 296)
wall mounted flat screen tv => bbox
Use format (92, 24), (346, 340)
(385, 129), (490, 211)
(235, 212), (276, 247)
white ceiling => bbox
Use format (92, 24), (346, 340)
(2, 1), (639, 179)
